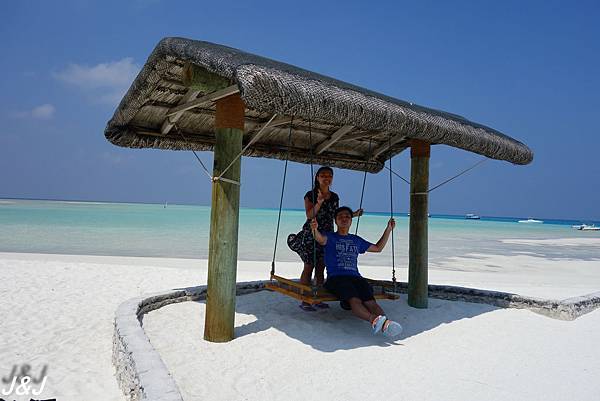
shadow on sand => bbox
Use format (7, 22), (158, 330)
(192, 290), (501, 352)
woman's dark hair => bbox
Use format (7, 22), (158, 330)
(313, 166), (334, 195)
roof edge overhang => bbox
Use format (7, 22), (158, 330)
(105, 37), (533, 170)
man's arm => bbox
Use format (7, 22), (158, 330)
(367, 218), (395, 253)
(352, 208), (364, 218)
(310, 218), (327, 246)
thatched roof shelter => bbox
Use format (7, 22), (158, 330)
(105, 37), (533, 173)
(105, 37), (536, 340)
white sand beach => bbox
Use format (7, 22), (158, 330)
(4, 2), (600, 401)
(1, 246), (599, 401)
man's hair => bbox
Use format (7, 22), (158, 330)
(334, 206), (353, 220)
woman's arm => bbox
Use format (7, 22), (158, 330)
(304, 191), (324, 219)
(310, 219), (328, 246)
(367, 218), (395, 253)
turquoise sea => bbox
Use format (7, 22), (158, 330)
(0, 199), (598, 266)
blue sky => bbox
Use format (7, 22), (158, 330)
(1, 1), (599, 220)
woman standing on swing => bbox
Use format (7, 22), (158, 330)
(288, 166), (362, 311)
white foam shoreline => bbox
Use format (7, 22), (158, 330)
(501, 238), (600, 246)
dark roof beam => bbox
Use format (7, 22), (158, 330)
(339, 130), (380, 142)
(160, 88), (201, 135)
(165, 85), (239, 117)
(315, 125), (354, 155)
(245, 116), (293, 145)
(371, 134), (407, 160)
(160, 78), (187, 88)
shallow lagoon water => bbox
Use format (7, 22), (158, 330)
(1, 199), (598, 266)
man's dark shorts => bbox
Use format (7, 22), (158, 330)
(324, 275), (375, 302)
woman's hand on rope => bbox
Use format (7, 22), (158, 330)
(387, 218), (396, 232)
(353, 208), (364, 218)
(307, 191), (324, 219)
(305, 196), (322, 219)
(311, 219), (327, 246)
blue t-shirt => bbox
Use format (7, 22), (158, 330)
(324, 232), (373, 277)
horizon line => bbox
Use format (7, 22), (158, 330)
(1, 196), (598, 224)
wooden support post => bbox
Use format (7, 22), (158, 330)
(204, 93), (245, 342)
(408, 139), (430, 308)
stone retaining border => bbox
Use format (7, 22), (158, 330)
(400, 283), (600, 321)
(112, 281), (600, 400)
(112, 281), (265, 401)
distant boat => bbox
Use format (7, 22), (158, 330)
(465, 214), (480, 220)
(518, 218), (543, 224)
(574, 224), (600, 231)
(164, 201), (168, 209)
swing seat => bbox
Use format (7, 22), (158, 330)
(266, 274), (400, 305)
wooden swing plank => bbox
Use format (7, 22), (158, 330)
(270, 274), (314, 292)
(265, 283), (338, 304)
(271, 274), (390, 295)
(266, 275), (337, 302)
(265, 275), (399, 305)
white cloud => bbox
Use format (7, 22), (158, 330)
(55, 58), (139, 89)
(13, 104), (55, 119)
(31, 104), (55, 118)
(54, 58), (141, 105)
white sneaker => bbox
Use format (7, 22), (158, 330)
(382, 319), (403, 338)
(371, 315), (387, 334)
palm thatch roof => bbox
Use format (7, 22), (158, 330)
(105, 37), (533, 173)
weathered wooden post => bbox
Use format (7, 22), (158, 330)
(203, 93), (244, 342)
(408, 139), (430, 308)
(182, 63), (244, 342)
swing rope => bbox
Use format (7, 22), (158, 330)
(354, 136), (373, 235)
(269, 121), (400, 298)
(384, 165), (410, 185)
(427, 157), (488, 193)
(215, 114), (278, 183)
(308, 119), (318, 296)
(388, 133), (397, 291)
(177, 117), (486, 298)
(384, 155), (489, 195)
(271, 117), (294, 277)
(174, 122), (240, 185)
(178, 115), (487, 195)
(174, 124), (213, 181)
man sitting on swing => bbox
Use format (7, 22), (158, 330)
(311, 206), (403, 338)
